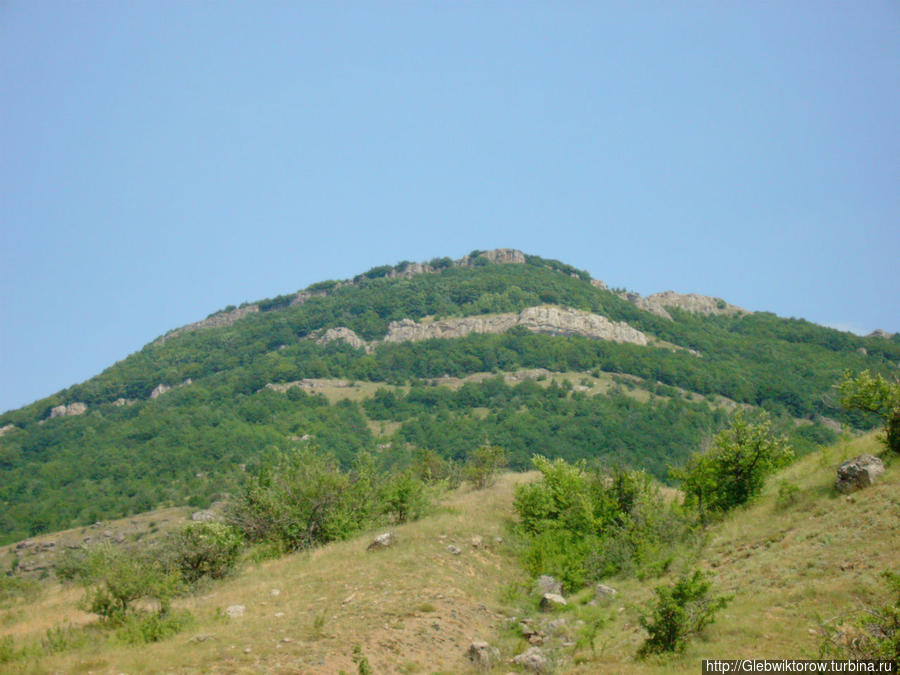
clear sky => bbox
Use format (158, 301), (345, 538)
(2, 2), (899, 413)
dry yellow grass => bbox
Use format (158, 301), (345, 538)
(3, 434), (895, 674)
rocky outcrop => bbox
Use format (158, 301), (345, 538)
(155, 305), (260, 344)
(150, 379), (192, 399)
(49, 402), (87, 419)
(835, 455), (885, 493)
(383, 305), (648, 346)
(619, 292), (673, 320)
(868, 329), (896, 339)
(619, 290), (746, 319)
(646, 291), (745, 316)
(454, 248), (527, 267)
(316, 327), (368, 351)
(0, 424), (17, 437)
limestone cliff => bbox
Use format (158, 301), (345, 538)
(316, 327), (369, 351)
(382, 305), (648, 346)
(619, 290), (746, 318)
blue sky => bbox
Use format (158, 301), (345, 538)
(2, 2), (898, 413)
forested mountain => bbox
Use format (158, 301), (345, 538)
(2, 249), (897, 544)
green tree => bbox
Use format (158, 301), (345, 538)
(839, 370), (900, 453)
(464, 444), (506, 489)
(673, 412), (793, 518)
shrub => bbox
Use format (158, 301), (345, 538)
(638, 570), (731, 656)
(820, 570), (899, 661)
(225, 447), (409, 551)
(160, 521), (243, 584)
(673, 412), (793, 518)
(380, 470), (428, 523)
(76, 545), (181, 622)
(840, 370), (900, 453)
(514, 456), (686, 592)
(464, 445), (506, 489)
(115, 609), (193, 644)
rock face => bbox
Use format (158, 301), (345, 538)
(619, 290), (746, 319)
(49, 402), (87, 418)
(646, 291), (745, 316)
(383, 305), (648, 347)
(835, 455), (885, 493)
(316, 327), (368, 351)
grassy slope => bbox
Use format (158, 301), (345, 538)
(2, 434), (897, 674)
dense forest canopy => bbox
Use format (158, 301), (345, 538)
(1, 251), (897, 543)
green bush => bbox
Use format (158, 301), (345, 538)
(638, 570), (731, 656)
(160, 521), (243, 584)
(464, 444), (506, 489)
(673, 412), (793, 518)
(76, 545), (181, 622)
(114, 609), (194, 644)
(514, 456), (686, 592)
(380, 470), (429, 523)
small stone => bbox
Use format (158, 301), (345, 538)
(471, 535), (483, 549)
(281, 637), (292, 643)
(243, 647), (251, 654)
(594, 583), (618, 598)
(274, 612), (285, 618)
(447, 544), (462, 555)
(270, 589), (281, 597)
(225, 605), (245, 618)
(367, 532), (396, 551)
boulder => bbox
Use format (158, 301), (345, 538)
(466, 641), (501, 670)
(540, 593), (567, 611)
(367, 532), (396, 551)
(191, 510), (217, 522)
(225, 605), (245, 618)
(836, 455), (885, 493)
(512, 646), (551, 673)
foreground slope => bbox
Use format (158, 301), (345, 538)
(2, 433), (896, 673)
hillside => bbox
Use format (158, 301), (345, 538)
(1, 432), (896, 673)
(1, 249), (899, 543)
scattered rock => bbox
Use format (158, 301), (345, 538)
(512, 646), (551, 673)
(270, 589), (281, 597)
(49, 402), (87, 418)
(150, 383), (171, 399)
(281, 637), (292, 643)
(545, 618), (567, 634)
(188, 634), (217, 643)
(471, 535), (483, 549)
(225, 605), (245, 618)
(446, 544), (462, 555)
(367, 532), (396, 551)
(836, 455), (885, 493)
(191, 510), (217, 522)
(540, 593), (567, 611)
(594, 583), (618, 599)
(535, 575), (562, 596)
(466, 641), (501, 670)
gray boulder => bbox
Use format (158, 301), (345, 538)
(466, 641), (500, 670)
(512, 646), (551, 673)
(367, 532), (397, 551)
(540, 593), (567, 611)
(836, 455), (885, 493)
(535, 575), (562, 596)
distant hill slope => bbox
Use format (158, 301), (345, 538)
(1, 249), (898, 543)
